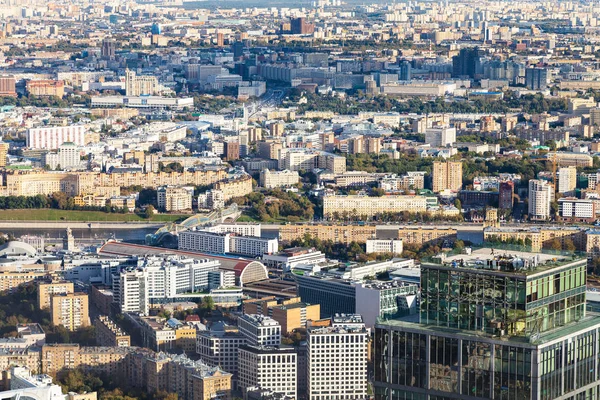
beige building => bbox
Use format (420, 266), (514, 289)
(26, 80), (65, 97)
(125, 69), (159, 96)
(157, 186), (193, 212)
(279, 224), (377, 245)
(244, 297), (320, 334)
(0, 348), (41, 375)
(214, 175), (253, 201)
(484, 227), (586, 252)
(553, 152), (593, 167)
(0, 169), (227, 197)
(94, 316), (130, 347)
(396, 227), (457, 245)
(260, 169), (299, 189)
(432, 161), (463, 192)
(0, 142), (8, 168)
(37, 281), (74, 309)
(0, 272), (48, 294)
(587, 231), (600, 257)
(323, 195), (428, 219)
(50, 293), (90, 331)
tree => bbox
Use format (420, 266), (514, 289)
(549, 239), (562, 251)
(144, 205), (155, 219)
(201, 296), (215, 311)
(563, 239), (576, 252)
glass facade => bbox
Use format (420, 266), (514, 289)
(375, 257), (600, 400)
(421, 263), (586, 337)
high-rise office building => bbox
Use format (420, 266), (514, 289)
(432, 161), (463, 193)
(525, 67), (548, 90)
(498, 181), (514, 210)
(307, 314), (368, 400)
(452, 47), (482, 78)
(0, 76), (16, 97)
(399, 60), (412, 81)
(528, 179), (553, 221)
(374, 252), (599, 400)
(238, 345), (297, 399)
(290, 17), (315, 35)
(101, 38), (116, 60)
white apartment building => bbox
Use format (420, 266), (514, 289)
(198, 189), (225, 210)
(114, 257), (220, 314)
(157, 186), (194, 212)
(208, 270), (236, 289)
(178, 230), (278, 257)
(307, 315), (368, 400)
(143, 256), (220, 298)
(424, 125), (456, 147)
(238, 345), (297, 400)
(113, 269), (149, 315)
(558, 166), (577, 194)
(26, 125), (86, 149)
(365, 238), (404, 255)
(378, 172), (425, 192)
(237, 314), (281, 347)
(260, 169), (300, 188)
(528, 179), (553, 221)
(322, 195), (428, 219)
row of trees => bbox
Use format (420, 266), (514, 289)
(57, 369), (178, 400)
(289, 234), (394, 262)
(0, 284), (96, 346)
(292, 91), (568, 115)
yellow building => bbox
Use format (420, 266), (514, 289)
(0, 272), (48, 294)
(0, 169), (227, 197)
(323, 195), (428, 219)
(0, 348), (41, 375)
(37, 281), (74, 309)
(396, 227), (458, 245)
(50, 293), (90, 331)
(484, 227), (586, 252)
(26, 80), (65, 97)
(279, 224), (377, 245)
(432, 161), (463, 193)
(94, 316), (130, 347)
(175, 325), (197, 354)
(214, 175), (253, 201)
(244, 297), (320, 333)
(0, 142), (8, 168)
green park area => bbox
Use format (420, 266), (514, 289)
(0, 209), (188, 223)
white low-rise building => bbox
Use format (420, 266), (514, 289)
(366, 239), (403, 255)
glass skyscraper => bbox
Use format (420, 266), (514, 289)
(374, 252), (600, 400)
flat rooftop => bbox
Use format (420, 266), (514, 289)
(427, 248), (584, 276)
